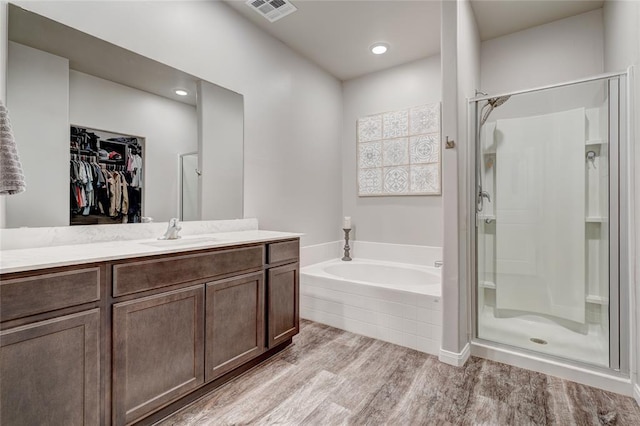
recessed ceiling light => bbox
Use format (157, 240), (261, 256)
(370, 43), (389, 55)
(175, 89), (188, 96)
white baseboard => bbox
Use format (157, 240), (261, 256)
(439, 343), (471, 367)
(634, 383), (640, 406)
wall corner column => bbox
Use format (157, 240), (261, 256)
(439, 0), (470, 366)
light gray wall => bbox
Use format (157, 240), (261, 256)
(440, 0), (461, 357)
(454, 0), (481, 354)
(438, 0), (482, 359)
(0, 1), (8, 228)
(69, 70), (197, 223)
(6, 41), (69, 227)
(603, 0), (640, 397)
(341, 56), (442, 246)
(480, 9), (604, 94)
(11, 1), (343, 246)
(197, 80), (243, 221)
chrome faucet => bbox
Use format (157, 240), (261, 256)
(160, 218), (182, 240)
(434, 260), (443, 268)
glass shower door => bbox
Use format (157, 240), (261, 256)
(474, 75), (625, 368)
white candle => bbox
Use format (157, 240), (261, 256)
(343, 216), (352, 229)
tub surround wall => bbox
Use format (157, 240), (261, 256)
(300, 241), (342, 268)
(300, 240), (442, 269)
(342, 56), (443, 247)
(349, 241), (441, 267)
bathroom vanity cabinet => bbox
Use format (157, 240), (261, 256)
(0, 237), (300, 426)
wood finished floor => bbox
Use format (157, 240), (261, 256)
(159, 320), (640, 425)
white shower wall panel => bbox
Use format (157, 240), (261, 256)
(494, 108), (586, 323)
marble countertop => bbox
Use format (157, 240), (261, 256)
(0, 230), (302, 274)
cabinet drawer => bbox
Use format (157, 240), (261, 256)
(0, 267), (101, 322)
(267, 240), (299, 265)
(113, 245), (264, 297)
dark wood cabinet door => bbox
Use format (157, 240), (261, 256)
(112, 285), (204, 425)
(0, 309), (100, 426)
(267, 263), (299, 348)
(205, 272), (265, 382)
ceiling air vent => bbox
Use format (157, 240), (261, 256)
(246, 0), (297, 23)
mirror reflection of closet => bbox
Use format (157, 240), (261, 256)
(4, 5), (244, 228)
(70, 127), (144, 225)
(180, 152), (199, 222)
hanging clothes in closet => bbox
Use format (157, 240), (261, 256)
(70, 155), (130, 221)
(70, 127), (144, 225)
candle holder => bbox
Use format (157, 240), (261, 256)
(342, 228), (352, 261)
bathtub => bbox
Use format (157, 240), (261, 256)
(300, 258), (442, 355)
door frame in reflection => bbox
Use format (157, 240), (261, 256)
(179, 152), (200, 222)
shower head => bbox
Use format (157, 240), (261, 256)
(488, 95), (510, 108)
(480, 95), (511, 126)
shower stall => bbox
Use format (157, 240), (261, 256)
(470, 72), (629, 371)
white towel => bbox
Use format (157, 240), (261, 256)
(0, 100), (26, 195)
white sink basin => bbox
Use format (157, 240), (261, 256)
(141, 236), (219, 248)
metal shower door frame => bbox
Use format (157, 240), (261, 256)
(467, 71), (630, 373)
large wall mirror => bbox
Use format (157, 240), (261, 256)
(5, 4), (244, 228)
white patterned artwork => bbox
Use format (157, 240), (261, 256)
(357, 102), (441, 196)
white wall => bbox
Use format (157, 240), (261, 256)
(6, 42), (69, 227)
(603, 0), (640, 400)
(197, 80), (243, 221)
(342, 56), (442, 246)
(480, 9), (604, 94)
(69, 70), (197, 222)
(13, 1), (343, 246)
